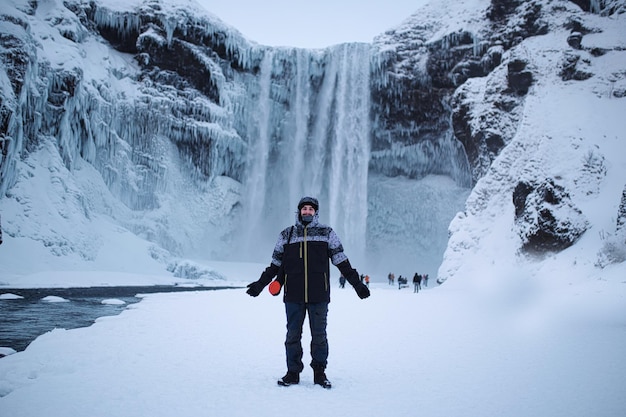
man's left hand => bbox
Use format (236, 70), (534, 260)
(354, 282), (370, 299)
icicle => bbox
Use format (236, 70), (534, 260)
(161, 16), (177, 45)
(93, 7), (140, 41)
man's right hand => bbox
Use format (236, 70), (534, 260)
(246, 281), (263, 297)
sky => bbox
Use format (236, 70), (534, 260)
(194, 0), (429, 48)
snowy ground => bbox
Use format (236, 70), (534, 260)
(1, 264), (625, 417)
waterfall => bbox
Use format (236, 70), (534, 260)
(326, 44), (371, 260)
(286, 49), (312, 205)
(240, 49), (274, 258)
(238, 44), (372, 264)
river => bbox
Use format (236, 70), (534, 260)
(0, 285), (239, 354)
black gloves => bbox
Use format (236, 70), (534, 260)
(354, 282), (370, 299)
(337, 260), (370, 300)
(246, 281), (264, 297)
(247, 263), (281, 297)
(248, 261), (371, 299)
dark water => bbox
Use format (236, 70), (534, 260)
(0, 285), (239, 354)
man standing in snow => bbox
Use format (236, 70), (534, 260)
(246, 196), (370, 389)
(413, 273), (421, 293)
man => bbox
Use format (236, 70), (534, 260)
(246, 196), (370, 389)
(413, 273), (420, 293)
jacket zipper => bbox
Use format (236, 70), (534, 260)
(303, 227), (308, 303)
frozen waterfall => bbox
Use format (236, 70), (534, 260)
(238, 44), (371, 264)
(0, 0), (471, 280)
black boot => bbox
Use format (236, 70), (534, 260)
(313, 370), (332, 389)
(277, 371), (300, 386)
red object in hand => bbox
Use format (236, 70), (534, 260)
(268, 280), (282, 296)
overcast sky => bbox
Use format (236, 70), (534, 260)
(195, 0), (429, 48)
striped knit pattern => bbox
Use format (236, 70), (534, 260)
(271, 212), (348, 267)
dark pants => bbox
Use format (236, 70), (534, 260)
(284, 302), (328, 373)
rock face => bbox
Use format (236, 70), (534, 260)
(513, 180), (588, 254)
(371, 0), (555, 185)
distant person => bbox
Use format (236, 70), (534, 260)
(398, 275), (407, 289)
(423, 274), (429, 287)
(245, 196), (370, 389)
(339, 275), (346, 288)
(413, 273), (421, 293)
(402, 276), (409, 289)
(364, 275), (370, 288)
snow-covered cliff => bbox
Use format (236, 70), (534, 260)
(437, 0), (626, 287)
(0, 0), (624, 283)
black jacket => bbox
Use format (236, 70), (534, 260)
(258, 212), (360, 303)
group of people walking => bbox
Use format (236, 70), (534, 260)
(387, 272), (429, 292)
(411, 273), (429, 293)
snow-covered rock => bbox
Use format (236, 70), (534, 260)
(512, 179), (588, 254)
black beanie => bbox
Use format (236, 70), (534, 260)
(297, 196), (319, 212)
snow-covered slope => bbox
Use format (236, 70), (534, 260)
(438, 1), (626, 289)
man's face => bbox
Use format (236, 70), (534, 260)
(300, 204), (316, 217)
